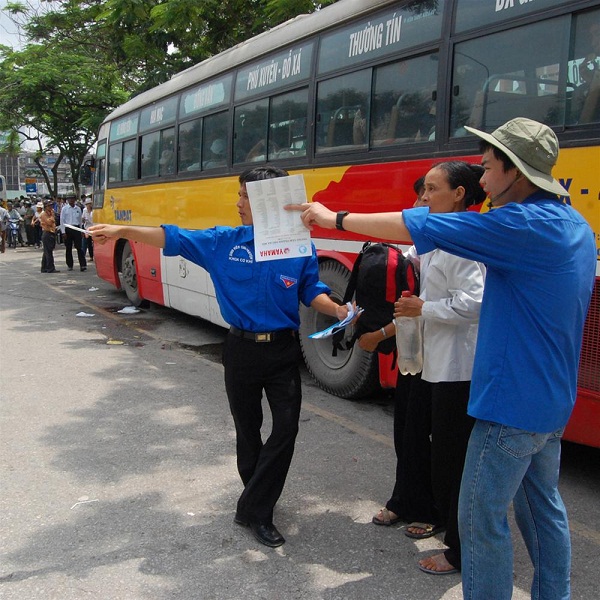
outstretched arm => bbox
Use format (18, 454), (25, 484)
(88, 224), (166, 248)
(287, 202), (412, 242)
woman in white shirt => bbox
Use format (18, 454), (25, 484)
(396, 161), (486, 576)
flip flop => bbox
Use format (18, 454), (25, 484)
(372, 507), (402, 526)
(418, 563), (459, 576)
(404, 522), (444, 539)
(418, 553), (459, 576)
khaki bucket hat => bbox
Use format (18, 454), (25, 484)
(464, 117), (569, 197)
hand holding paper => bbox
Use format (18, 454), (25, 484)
(309, 303), (363, 339)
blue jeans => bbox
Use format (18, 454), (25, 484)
(459, 420), (570, 600)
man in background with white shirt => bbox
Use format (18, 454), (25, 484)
(60, 194), (87, 272)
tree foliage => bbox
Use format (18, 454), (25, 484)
(0, 37), (128, 196)
(0, 0), (338, 194)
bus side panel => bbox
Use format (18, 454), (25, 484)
(94, 239), (121, 288)
(161, 254), (228, 328)
(133, 243), (165, 305)
(563, 391), (600, 449)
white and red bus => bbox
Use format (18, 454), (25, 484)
(92, 0), (600, 447)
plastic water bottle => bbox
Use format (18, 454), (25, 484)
(395, 290), (423, 375)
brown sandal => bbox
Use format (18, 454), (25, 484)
(404, 522), (444, 538)
(372, 507), (402, 526)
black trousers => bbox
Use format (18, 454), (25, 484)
(430, 380), (474, 570)
(41, 231), (56, 272)
(25, 223), (35, 245)
(83, 235), (94, 260)
(64, 228), (87, 269)
(386, 373), (438, 524)
(223, 332), (301, 524)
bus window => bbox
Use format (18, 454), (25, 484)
(178, 118), (202, 172)
(141, 131), (160, 178)
(451, 17), (568, 136)
(371, 53), (438, 146)
(159, 128), (175, 176)
(202, 111), (228, 169)
(94, 141), (106, 194)
(141, 128), (174, 178)
(234, 99), (268, 163)
(108, 143), (122, 183)
(316, 69), (371, 153)
(122, 139), (137, 181)
(268, 88), (308, 159)
(567, 8), (600, 125)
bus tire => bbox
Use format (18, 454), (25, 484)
(119, 241), (142, 306)
(299, 259), (379, 399)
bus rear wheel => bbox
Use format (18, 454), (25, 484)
(299, 260), (379, 399)
(119, 242), (142, 306)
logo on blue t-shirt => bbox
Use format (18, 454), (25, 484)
(280, 275), (297, 288)
(229, 244), (253, 264)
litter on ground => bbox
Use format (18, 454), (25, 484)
(117, 306), (140, 314)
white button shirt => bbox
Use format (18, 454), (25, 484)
(60, 203), (83, 234)
(419, 249), (485, 383)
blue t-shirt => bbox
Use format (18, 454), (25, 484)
(404, 193), (596, 433)
(162, 224), (330, 332)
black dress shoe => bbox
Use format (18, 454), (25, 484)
(250, 522), (285, 548)
(46, 269), (61, 273)
(80, 266), (87, 271)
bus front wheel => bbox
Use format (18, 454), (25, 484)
(299, 260), (379, 399)
(119, 242), (142, 306)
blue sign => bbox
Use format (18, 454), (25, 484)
(25, 182), (37, 193)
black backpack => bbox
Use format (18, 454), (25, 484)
(333, 242), (419, 355)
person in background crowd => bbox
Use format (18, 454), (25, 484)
(31, 201), (44, 248)
(81, 197), (94, 261)
(24, 200), (36, 246)
(7, 201), (25, 247)
(52, 197), (64, 244)
(60, 195), (87, 271)
(290, 117), (595, 600)
(40, 200), (60, 273)
(0, 204), (9, 253)
(16, 198), (27, 245)
(88, 166), (351, 550)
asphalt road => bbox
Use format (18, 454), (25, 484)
(1, 246), (599, 600)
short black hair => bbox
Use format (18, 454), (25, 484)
(239, 166), (289, 184)
(413, 176), (425, 196)
(478, 140), (514, 173)
(431, 160), (487, 207)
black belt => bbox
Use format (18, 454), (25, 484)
(229, 326), (295, 343)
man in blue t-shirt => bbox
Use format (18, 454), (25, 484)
(91, 166), (349, 549)
(291, 118), (595, 600)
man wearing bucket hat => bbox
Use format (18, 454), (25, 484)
(290, 117), (596, 599)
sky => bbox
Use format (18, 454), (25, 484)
(0, 1), (53, 50)
(0, 4), (22, 49)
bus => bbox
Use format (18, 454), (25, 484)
(92, 0), (600, 448)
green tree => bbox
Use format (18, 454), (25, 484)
(1, 0), (338, 195)
(8, 0), (339, 92)
(0, 41), (128, 197)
